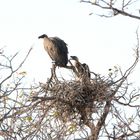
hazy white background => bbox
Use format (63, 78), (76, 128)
(0, 0), (140, 86)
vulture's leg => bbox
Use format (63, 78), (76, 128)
(48, 63), (56, 83)
(51, 63), (59, 83)
(47, 67), (54, 84)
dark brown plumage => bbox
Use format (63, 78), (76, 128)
(38, 34), (68, 67)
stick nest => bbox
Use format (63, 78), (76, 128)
(39, 76), (112, 124)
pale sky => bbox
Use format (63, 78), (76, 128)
(0, 0), (140, 86)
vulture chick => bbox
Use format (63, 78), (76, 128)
(70, 56), (91, 80)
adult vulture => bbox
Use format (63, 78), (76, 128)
(38, 34), (68, 67)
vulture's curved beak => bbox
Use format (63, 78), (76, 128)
(70, 56), (79, 61)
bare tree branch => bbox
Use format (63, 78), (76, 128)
(80, 0), (140, 20)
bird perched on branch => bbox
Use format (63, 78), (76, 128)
(38, 34), (68, 67)
(70, 56), (91, 80)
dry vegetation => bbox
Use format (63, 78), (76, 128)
(31, 41), (139, 139)
(0, 34), (139, 139)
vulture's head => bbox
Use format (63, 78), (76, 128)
(38, 34), (48, 39)
(70, 56), (79, 62)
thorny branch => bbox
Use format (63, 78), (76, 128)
(80, 0), (140, 20)
(0, 48), (33, 139)
(0, 47), (32, 89)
